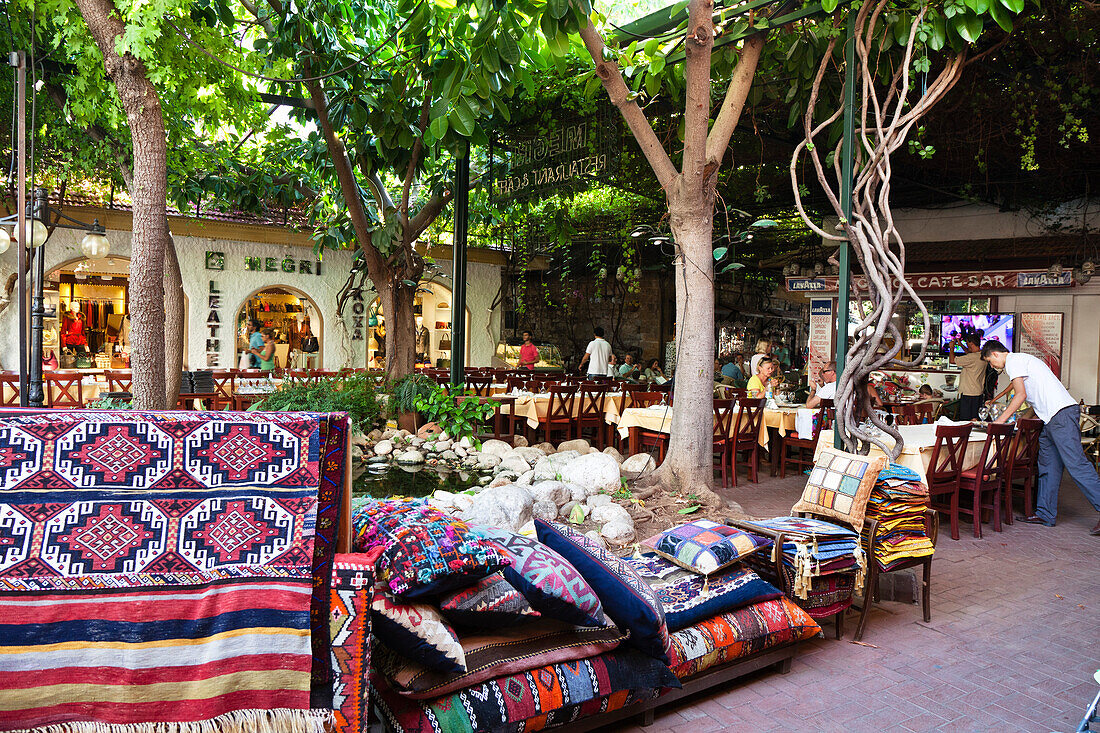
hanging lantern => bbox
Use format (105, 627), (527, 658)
(1048, 262), (1064, 277)
(0, 228), (10, 255)
(80, 229), (111, 259)
(814, 261), (825, 275)
(789, 263), (801, 276)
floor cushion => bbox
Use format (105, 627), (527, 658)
(627, 552), (783, 632)
(666, 596), (821, 679)
(376, 618), (627, 700)
(372, 646), (680, 733)
(439, 572), (541, 628)
(331, 554), (375, 733)
(791, 446), (886, 533)
(535, 519), (671, 665)
(372, 579), (467, 674)
(642, 520), (771, 575)
(469, 525), (605, 627)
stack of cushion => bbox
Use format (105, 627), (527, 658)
(865, 463), (935, 570)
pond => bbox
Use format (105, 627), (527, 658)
(351, 461), (484, 498)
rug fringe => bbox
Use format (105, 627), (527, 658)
(13, 708), (335, 733)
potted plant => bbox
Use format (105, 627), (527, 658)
(389, 373), (436, 432)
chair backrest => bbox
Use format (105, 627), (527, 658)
(914, 402), (938, 424)
(577, 383), (609, 420)
(546, 385), (576, 422)
(104, 370), (133, 393)
(211, 370), (236, 400)
(505, 376), (527, 391)
(808, 398), (834, 443)
(465, 375), (492, 397)
(46, 372), (84, 408)
(734, 397), (766, 440)
(0, 372), (20, 406)
(1011, 417), (1043, 470)
(713, 398), (736, 441)
(973, 422), (1015, 482)
(927, 423), (974, 487)
(894, 404), (917, 426)
(628, 391), (664, 409)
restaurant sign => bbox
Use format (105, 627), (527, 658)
(786, 269), (1074, 293)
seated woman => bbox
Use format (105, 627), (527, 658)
(644, 359), (668, 384)
(746, 357), (777, 398)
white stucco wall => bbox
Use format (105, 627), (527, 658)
(0, 228), (503, 371)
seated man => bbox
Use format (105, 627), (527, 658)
(805, 361), (837, 409)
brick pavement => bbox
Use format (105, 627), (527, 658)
(615, 473), (1100, 733)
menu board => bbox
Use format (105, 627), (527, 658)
(1018, 312), (1064, 377)
(808, 299), (835, 380)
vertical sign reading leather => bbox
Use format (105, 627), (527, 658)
(808, 299), (834, 381)
(1018, 312), (1064, 378)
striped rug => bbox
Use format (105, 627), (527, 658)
(0, 411), (342, 732)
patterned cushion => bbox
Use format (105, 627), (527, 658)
(330, 554), (375, 733)
(469, 525), (605, 627)
(353, 499), (510, 599)
(667, 596), (821, 679)
(376, 618), (627, 700)
(535, 519), (671, 664)
(642, 520), (772, 575)
(371, 579), (467, 674)
(438, 572), (540, 628)
(791, 447), (886, 532)
(372, 647), (679, 733)
(627, 552), (783, 632)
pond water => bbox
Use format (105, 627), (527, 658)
(351, 462), (483, 498)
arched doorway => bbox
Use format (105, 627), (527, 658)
(366, 281), (470, 369)
(235, 286), (323, 369)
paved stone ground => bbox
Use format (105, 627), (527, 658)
(615, 473), (1100, 733)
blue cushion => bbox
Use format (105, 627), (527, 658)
(626, 552), (783, 632)
(534, 519), (670, 664)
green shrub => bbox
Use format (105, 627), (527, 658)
(388, 373), (436, 416)
(85, 396), (132, 410)
(413, 385), (494, 443)
(260, 372), (383, 432)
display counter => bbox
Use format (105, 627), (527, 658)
(872, 365), (963, 396)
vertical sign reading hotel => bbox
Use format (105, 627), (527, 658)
(1019, 312), (1064, 377)
(808, 299), (834, 380)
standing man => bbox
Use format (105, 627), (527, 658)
(518, 331), (539, 371)
(982, 342), (1100, 535)
(578, 326), (612, 379)
(950, 333), (986, 420)
(247, 318), (264, 369)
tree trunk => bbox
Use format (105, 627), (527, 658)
(164, 231), (184, 407)
(73, 0), (168, 409)
(383, 281), (417, 380)
(644, 195), (725, 508)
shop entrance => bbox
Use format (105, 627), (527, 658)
(45, 257), (133, 370)
(236, 286), (323, 370)
(366, 282), (470, 369)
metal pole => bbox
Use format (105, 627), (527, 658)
(11, 52), (27, 406)
(834, 10), (857, 450)
(28, 188), (48, 408)
(449, 142), (469, 387)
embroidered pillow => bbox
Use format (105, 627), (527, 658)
(353, 499), (511, 599)
(791, 446), (886, 532)
(534, 519), (671, 664)
(371, 580), (467, 674)
(439, 572), (540, 628)
(626, 552), (782, 632)
(642, 520), (772, 575)
(467, 525), (605, 627)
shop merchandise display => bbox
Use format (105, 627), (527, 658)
(864, 464), (936, 570)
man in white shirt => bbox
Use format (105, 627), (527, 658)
(982, 342), (1100, 535)
(578, 326), (612, 379)
(805, 361), (837, 409)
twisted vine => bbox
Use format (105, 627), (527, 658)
(790, 1), (1003, 458)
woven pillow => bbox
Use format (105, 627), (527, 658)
(353, 500), (510, 599)
(642, 519), (772, 575)
(468, 525), (605, 627)
(791, 446), (886, 532)
(535, 519), (671, 664)
(371, 579), (467, 674)
(439, 572), (540, 628)
(627, 552), (783, 632)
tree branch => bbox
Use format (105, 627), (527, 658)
(705, 32), (767, 166)
(402, 92), (430, 220)
(577, 21), (678, 194)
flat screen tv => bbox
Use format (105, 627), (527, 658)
(940, 314), (1015, 354)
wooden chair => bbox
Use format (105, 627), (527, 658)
(538, 385), (577, 444)
(711, 398), (737, 488)
(627, 391), (663, 409)
(731, 397), (766, 485)
(957, 422), (1015, 538)
(575, 383), (610, 449)
(211, 370), (236, 410)
(853, 509), (938, 642)
(505, 376), (527, 392)
(1081, 411), (1100, 471)
(45, 371), (84, 408)
(1004, 417), (1043, 521)
(482, 395), (520, 442)
(914, 401), (938, 424)
(926, 423), (974, 541)
(104, 370), (133, 394)
(0, 372), (20, 406)
(465, 374), (493, 397)
(778, 399), (833, 478)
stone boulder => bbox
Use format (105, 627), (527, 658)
(558, 452), (621, 495)
(567, 483), (587, 503)
(512, 435), (530, 447)
(591, 503), (632, 526)
(601, 520), (635, 545)
(620, 453), (656, 478)
(476, 453), (502, 470)
(497, 455), (531, 474)
(586, 494), (614, 509)
(532, 500), (559, 522)
(531, 480), (570, 507)
(534, 442), (557, 455)
(516, 470), (535, 486)
(584, 530), (608, 549)
(374, 440), (394, 456)
(503, 447), (545, 466)
(556, 439), (592, 455)
(394, 449), (425, 465)
(479, 439), (512, 458)
(602, 446), (624, 464)
(461, 483), (534, 533)
(531, 451), (581, 482)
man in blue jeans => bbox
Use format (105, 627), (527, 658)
(982, 341), (1100, 535)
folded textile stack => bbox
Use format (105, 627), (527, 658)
(865, 464), (935, 570)
(738, 516), (866, 602)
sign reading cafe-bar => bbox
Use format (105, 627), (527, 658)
(786, 269), (1075, 293)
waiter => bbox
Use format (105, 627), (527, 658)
(949, 333), (986, 420)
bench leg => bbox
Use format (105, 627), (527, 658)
(639, 708), (655, 727)
(776, 656), (793, 674)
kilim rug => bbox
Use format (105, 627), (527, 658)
(0, 410), (346, 732)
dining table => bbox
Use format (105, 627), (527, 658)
(491, 390), (626, 429)
(814, 422), (989, 485)
(611, 404), (804, 447)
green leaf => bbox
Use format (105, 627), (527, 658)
(678, 505), (702, 514)
(429, 114), (448, 139)
(568, 503), (586, 524)
(821, 0), (838, 12)
(929, 14), (948, 49)
(547, 0), (569, 20)
(987, 1), (1013, 30)
(644, 71), (660, 97)
(712, 246), (728, 260)
(449, 99), (475, 136)
(498, 32), (520, 64)
(644, 38), (658, 56)
(649, 54), (665, 75)
(954, 11), (984, 42)
(998, 0), (1024, 12)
